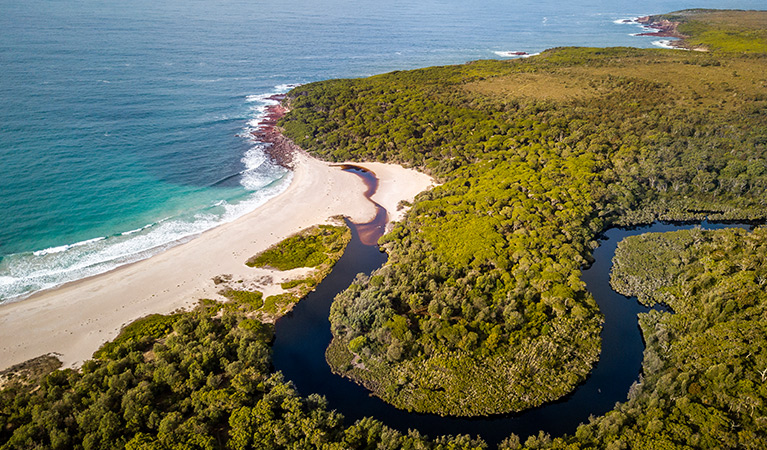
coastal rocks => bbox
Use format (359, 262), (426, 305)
(249, 93), (301, 169)
(635, 16), (683, 38)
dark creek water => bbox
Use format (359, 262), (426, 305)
(272, 171), (753, 446)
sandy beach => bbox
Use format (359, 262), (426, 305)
(0, 151), (433, 371)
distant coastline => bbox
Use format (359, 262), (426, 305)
(635, 15), (685, 39)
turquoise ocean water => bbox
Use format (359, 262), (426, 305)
(1, 0), (763, 302)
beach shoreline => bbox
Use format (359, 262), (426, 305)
(0, 150), (434, 371)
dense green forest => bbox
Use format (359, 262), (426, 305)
(281, 10), (767, 415)
(1, 8), (766, 449)
(0, 302), (485, 449)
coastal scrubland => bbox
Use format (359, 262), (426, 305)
(213, 223), (351, 320)
(0, 300), (486, 449)
(1, 8), (766, 449)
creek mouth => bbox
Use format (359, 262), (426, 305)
(272, 171), (754, 446)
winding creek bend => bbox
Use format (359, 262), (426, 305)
(272, 168), (754, 446)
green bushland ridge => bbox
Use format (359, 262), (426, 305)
(281, 11), (767, 416)
(653, 9), (767, 53)
(509, 227), (767, 449)
(0, 299), (486, 449)
(93, 314), (181, 361)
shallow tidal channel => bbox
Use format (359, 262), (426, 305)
(272, 169), (753, 445)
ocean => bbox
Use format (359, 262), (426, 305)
(1, 0), (763, 302)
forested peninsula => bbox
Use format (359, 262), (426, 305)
(1, 8), (766, 450)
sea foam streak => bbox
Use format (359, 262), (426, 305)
(33, 237), (107, 257)
(493, 51), (541, 58)
(615, 16), (654, 35)
(652, 39), (686, 50)
(0, 84), (298, 303)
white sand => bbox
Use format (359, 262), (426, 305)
(0, 152), (434, 371)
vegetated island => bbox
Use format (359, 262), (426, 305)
(1, 8), (766, 450)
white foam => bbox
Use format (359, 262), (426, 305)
(120, 223), (154, 236)
(652, 40), (681, 49)
(246, 93), (271, 103)
(617, 16), (688, 50)
(247, 117), (265, 128)
(222, 171), (293, 222)
(0, 173), (293, 302)
(73, 237), (107, 248)
(274, 83), (300, 92)
(241, 145), (268, 172)
(33, 236), (106, 256)
(242, 85), (295, 138)
(32, 245), (69, 257)
(494, 51), (530, 58)
(239, 83), (303, 191)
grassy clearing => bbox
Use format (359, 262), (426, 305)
(0, 355), (62, 389)
(466, 48), (767, 112)
(217, 224), (352, 321)
(219, 288), (264, 311)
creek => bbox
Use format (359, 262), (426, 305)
(272, 168), (752, 445)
